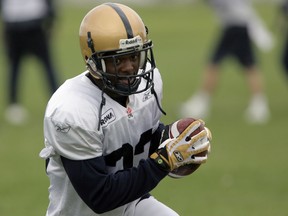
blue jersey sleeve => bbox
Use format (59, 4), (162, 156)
(61, 156), (168, 214)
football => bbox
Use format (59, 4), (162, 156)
(168, 117), (208, 178)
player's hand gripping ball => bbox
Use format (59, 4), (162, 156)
(168, 118), (212, 178)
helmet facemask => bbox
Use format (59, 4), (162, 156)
(86, 35), (156, 96)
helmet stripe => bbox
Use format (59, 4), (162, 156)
(105, 3), (133, 39)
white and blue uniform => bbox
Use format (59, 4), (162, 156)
(40, 66), (179, 216)
(209, 0), (274, 52)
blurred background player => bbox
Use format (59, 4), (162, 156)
(180, 0), (273, 124)
(0, 0), (59, 125)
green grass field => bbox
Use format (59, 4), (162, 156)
(0, 2), (287, 215)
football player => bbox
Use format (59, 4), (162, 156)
(1, 0), (59, 125)
(39, 3), (211, 216)
(180, 0), (271, 124)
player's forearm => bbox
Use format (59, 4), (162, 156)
(61, 156), (168, 214)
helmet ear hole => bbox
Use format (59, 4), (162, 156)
(139, 51), (147, 69)
(86, 57), (102, 79)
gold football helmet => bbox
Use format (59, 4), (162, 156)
(79, 3), (156, 96)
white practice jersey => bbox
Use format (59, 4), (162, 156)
(1, 0), (48, 22)
(209, 0), (256, 26)
(40, 67), (163, 216)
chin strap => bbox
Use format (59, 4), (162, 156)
(97, 89), (106, 131)
(151, 84), (166, 116)
(86, 73), (106, 131)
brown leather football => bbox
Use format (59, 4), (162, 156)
(168, 118), (208, 178)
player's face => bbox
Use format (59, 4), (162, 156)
(104, 52), (140, 86)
